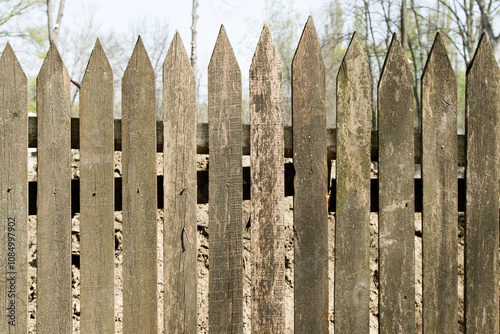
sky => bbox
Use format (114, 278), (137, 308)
(65, 0), (328, 79)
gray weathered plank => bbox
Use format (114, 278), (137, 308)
(250, 24), (285, 333)
(421, 33), (458, 334)
(378, 34), (415, 333)
(36, 44), (72, 333)
(79, 39), (115, 334)
(292, 16), (329, 334)
(334, 32), (372, 334)
(464, 33), (499, 334)
(121, 37), (158, 334)
(208, 25), (243, 334)
(0, 43), (28, 334)
(163, 32), (197, 333)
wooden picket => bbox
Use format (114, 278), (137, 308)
(250, 24), (285, 333)
(421, 33), (458, 333)
(208, 26), (243, 334)
(36, 44), (73, 333)
(0, 43), (28, 334)
(0, 22), (499, 334)
(291, 17), (329, 334)
(121, 38), (158, 334)
(334, 32), (372, 333)
(378, 34), (415, 333)
(163, 32), (197, 333)
(465, 33), (500, 333)
(79, 39), (115, 334)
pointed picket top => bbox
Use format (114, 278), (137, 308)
(422, 33), (454, 81)
(82, 39), (112, 89)
(123, 36), (154, 80)
(209, 25), (240, 75)
(164, 31), (194, 81)
(38, 43), (70, 94)
(467, 33), (500, 78)
(379, 33), (412, 85)
(292, 16), (324, 72)
(250, 23), (282, 74)
(0, 42), (25, 78)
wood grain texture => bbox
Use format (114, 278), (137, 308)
(464, 33), (499, 333)
(121, 37), (158, 334)
(250, 24), (285, 334)
(163, 32), (197, 333)
(291, 17), (328, 334)
(36, 44), (72, 333)
(377, 34), (415, 333)
(421, 33), (458, 334)
(334, 32), (372, 334)
(208, 25), (243, 334)
(0, 43), (28, 334)
(79, 39), (115, 334)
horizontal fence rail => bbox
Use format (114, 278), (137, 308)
(1, 18), (499, 334)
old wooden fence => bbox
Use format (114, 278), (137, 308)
(1, 17), (499, 333)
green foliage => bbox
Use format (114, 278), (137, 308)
(28, 75), (36, 114)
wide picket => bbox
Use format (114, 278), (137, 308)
(250, 24), (285, 333)
(378, 34), (415, 333)
(334, 32), (372, 333)
(208, 26), (243, 333)
(121, 38), (158, 334)
(0, 43), (28, 334)
(163, 32), (197, 333)
(36, 44), (73, 333)
(421, 33), (458, 334)
(79, 39), (115, 334)
(291, 17), (329, 334)
(464, 33), (500, 333)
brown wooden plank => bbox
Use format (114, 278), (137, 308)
(464, 33), (499, 333)
(208, 25), (243, 333)
(377, 34), (415, 333)
(334, 32), (372, 333)
(36, 44), (72, 333)
(121, 37), (158, 334)
(291, 16), (328, 334)
(250, 24), (285, 333)
(0, 43), (28, 334)
(79, 39), (115, 334)
(163, 32), (197, 333)
(421, 33), (458, 334)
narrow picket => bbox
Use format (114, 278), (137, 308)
(421, 33), (458, 334)
(0, 43), (28, 334)
(122, 38), (158, 334)
(465, 33), (500, 333)
(208, 26), (243, 333)
(79, 39), (115, 334)
(36, 44), (72, 333)
(163, 32), (197, 333)
(335, 32), (372, 333)
(292, 17), (329, 334)
(378, 34), (415, 333)
(250, 24), (285, 333)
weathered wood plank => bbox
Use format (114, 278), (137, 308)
(334, 32), (372, 333)
(208, 25), (243, 334)
(0, 43), (28, 334)
(163, 32), (197, 333)
(121, 37), (158, 334)
(28, 117), (469, 165)
(250, 24), (285, 333)
(79, 39), (115, 334)
(378, 34), (415, 333)
(421, 33), (458, 334)
(36, 44), (72, 333)
(464, 33), (499, 333)
(292, 17), (328, 334)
